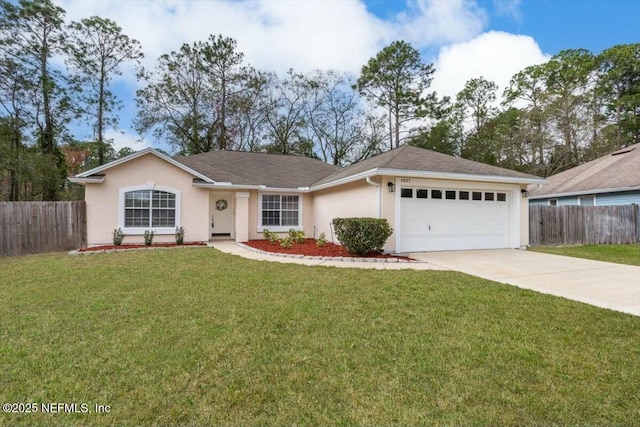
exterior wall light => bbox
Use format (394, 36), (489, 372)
(387, 182), (395, 193)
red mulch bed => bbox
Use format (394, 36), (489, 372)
(79, 242), (207, 252)
(245, 239), (414, 261)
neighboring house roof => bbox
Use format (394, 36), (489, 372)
(529, 144), (640, 199)
(174, 150), (340, 188)
(312, 144), (543, 188)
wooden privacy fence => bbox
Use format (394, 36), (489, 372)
(529, 204), (639, 246)
(0, 201), (87, 256)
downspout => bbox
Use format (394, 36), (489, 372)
(366, 177), (381, 218)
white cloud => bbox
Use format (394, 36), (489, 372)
(55, 1), (549, 152)
(396, 0), (488, 47)
(105, 129), (150, 153)
(58, 0), (388, 76)
(430, 31), (550, 102)
(493, 0), (523, 22)
(58, 0), (491, 76)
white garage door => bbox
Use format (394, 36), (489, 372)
(399, 187), (511, 252)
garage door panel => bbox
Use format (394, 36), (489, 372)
(399, 187), (511, 252)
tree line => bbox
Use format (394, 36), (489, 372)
(1, 0), (638, 201)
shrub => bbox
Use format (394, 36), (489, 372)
(332, 217), (392, 255)
(279, 236), (294, 248)
(175, 226), (185, 244)
(144, 230), (155, 246)
(112, 228), (125, 246)
(316, 232), (327, 247)
(263, 229), (279, 244)
(288, 228), (305, 243)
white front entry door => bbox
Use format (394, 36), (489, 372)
(210, 193), (233, 238)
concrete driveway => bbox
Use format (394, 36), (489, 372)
(407, 249), (640, 316)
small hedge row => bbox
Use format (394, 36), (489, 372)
(332, 217), (393, 255)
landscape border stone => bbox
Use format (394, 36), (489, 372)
(236, 242), (416, 263)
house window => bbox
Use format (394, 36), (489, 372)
(472, 191), (482, 201)
(445, 190), (456, 200)
(485, 192), (495, 201)
(261, 194), (300, 228)
(549, 199), (558, 206)
(416, 189), (428, 199)
(431, 189), (442, 199)
(579, 196), (595, 206)
(124, 189), (176, 228)
(497, 193), (507, 202)
(459, 191), (470, 200)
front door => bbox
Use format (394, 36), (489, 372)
(210, 193), (233, 238)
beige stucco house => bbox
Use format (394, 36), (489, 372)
(69, 145), (545, 253)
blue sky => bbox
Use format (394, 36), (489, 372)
(57, 0), (640, 154)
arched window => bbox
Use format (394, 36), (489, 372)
(119, 186), (180, 233)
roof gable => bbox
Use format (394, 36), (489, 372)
(530, 144), (640, 198)
(312, 145), (542, 187)
(72, 147), (214, 183)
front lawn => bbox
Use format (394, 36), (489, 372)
(530, 243), (640, 266)
(1, 249), (639, 426)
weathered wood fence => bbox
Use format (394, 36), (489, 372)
(0, 201), (87, 256)
(529, 204), (639, 246)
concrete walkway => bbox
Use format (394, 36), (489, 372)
(209, 241), (640, 316)
(409, 249), (640, 316)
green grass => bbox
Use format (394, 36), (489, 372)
(531, 244), (640, 266)
(1, 249), (639, 426)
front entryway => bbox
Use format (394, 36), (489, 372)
(210, 193), (233, 239)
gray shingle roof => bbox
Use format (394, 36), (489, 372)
(174, 150), (340, 188)
(529, 144), (640, 198)
(312, 144), (541, 186)
(172, 145), (542, 188)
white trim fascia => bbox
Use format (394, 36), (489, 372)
(192, 182), (262, 190)
(75, 148), (215, 183)
(529, 186), (640, 200)
(68, 176), (104, 184)
(260, 187), (309, 193)
(311, 169), (379, 191)
(378, 168), (546, 185)
(192, 182), (309, 193)
(311, 168), (545, 191)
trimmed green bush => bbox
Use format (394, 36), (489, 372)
(288, 228), (305, 243)
(112, 228), (125, 246)
(279, 236), (294, 248)
(144, 230), (155, 246)
(263, 229), (279, 244)
(332, 217), (392, 255)
(175, 226), (185, 244)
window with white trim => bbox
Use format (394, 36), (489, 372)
(261, 194), (299, 227)
(124, 189), (176, 228)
